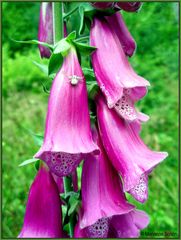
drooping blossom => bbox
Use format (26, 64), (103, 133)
(115, 2), (143, 12)
(79, 127), (134, 231)
(91, 2), (115, 9)
(35, 48), (99, 177)
(106, 12), (136, 57)
(74, 127), (149, 236)
(38, 2), (53, 58)
(74, 209), (149, 238)
(90, 17), (150, 121)
(96, 94), (168, 203)
(18, 164), (62, 238)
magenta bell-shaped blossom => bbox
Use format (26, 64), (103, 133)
(106, 12), (136, 57)
(115, 2), (143, 12)
(18, 164), (62, 238)
(35, 48), (99, 177)
(80, 128), (134, 230)
(75, 209), (149, 238)
(38, 2), (53, 58)
(96, 94), (168, 203)
(90, 17), (150, 121)
(91, 2), (115, 9)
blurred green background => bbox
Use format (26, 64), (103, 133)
(2, 2), (179, 238)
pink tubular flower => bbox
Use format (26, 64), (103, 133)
(90, 17), (150, 121)
(35, 48), (99, 177)
(18, 164), (62, 238)
(96, 94), (168, 203)
(74, 210), (149, 238)
(79, 128), (134, 230)
(106, 12), (136, 57)
(115, 2), (143, 12)
(38, 3), (53, 58)
(91, 2), (115, 9)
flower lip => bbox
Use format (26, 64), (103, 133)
(35, 150), (99, 177)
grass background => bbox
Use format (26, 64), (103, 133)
(2, 2), (179, 238)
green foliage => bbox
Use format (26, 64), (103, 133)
(2, 2), (179, 238)
(2, 44), (49, 97)
(2, 2), (40, 56)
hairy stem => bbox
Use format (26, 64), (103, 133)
(52, 2), (64, 44)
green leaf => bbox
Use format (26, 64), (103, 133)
(73, 41), (96, 55)
(87, 81), (99, 100)
(41, 80), (51, 94)
(48, 53), (63, 76)
(79, 6), (85, 35)
(67, 192), (80, 216)
(63, 6), (79, 19)
(33, 61), (48, 76)
(12, 39), (54, 50)
(82, 67), (95, 79)
(23, 128), (44, 146)
(35, 160), (40, 171)
(66, 31), (76, 42)
(82, 68), (99, 99)
(19, 158), (39, 167)
(31, 134), (44, 147)
(68, 195), (80, 216)
(60, 191), (79, 201)
(54, 39), (71, 56)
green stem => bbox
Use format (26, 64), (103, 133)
(63, 175), (73, 193)
(52, 2), (64, 44)
(74, 36), (89, 42)
(52, 3), (75, 237)
(63, 176), (74, 238)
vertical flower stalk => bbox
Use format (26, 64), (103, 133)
(18, 164), (62, 238)
(38, 2), (53, 58)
